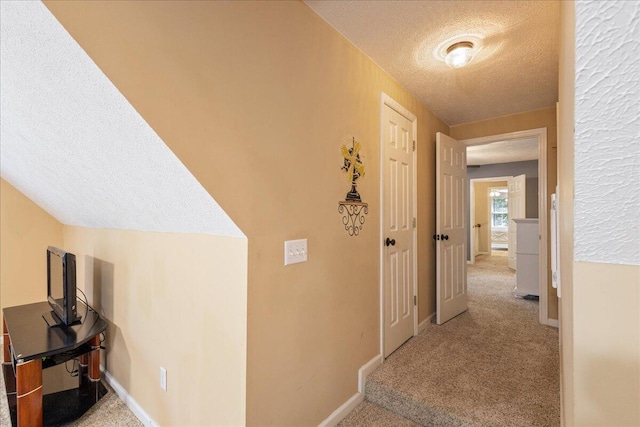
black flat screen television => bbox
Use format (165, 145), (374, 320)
(47, 246), (78, 326)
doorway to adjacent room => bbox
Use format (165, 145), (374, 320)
(461, 128), (550, 326)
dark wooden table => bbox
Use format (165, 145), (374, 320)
(3, 301), (108, 427)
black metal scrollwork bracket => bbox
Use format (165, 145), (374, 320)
(338, 201), (369, 237)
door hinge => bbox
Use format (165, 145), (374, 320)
(413, 140), (416, 151)
(414, 295), (417, 306)
(413, 217), (416, 228)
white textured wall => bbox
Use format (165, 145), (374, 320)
(574, 1), (640, 265)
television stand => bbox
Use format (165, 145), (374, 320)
(3, 301), (108, 427)
(42, 310), (82, 328)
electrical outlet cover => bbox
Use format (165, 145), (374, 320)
(160, 367), (167, 391)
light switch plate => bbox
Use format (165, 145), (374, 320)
(284, 239), (307, 265)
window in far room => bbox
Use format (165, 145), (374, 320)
(490, 188), (508, 227)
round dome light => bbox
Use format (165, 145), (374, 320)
(445, 41), (474, 68)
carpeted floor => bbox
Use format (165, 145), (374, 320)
(340, 254), (560, 427)
(0, 367), (141, 427)
(339, 401), (421, 427)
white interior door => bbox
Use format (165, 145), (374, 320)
(507, 174), (526, 270)
(436, 132), (467, 325)
(382, 103), (415, 357)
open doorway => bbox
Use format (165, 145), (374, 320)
(469, 178), (514, 261)
(469, 171), (532, 269)
(462, 128), (551, 326)
(489, 186), (509, 252)
(469, 178), (511, 263)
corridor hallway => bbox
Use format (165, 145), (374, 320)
(340, 254), (560, 426)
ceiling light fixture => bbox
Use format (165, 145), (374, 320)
(445, 41), (474, 68)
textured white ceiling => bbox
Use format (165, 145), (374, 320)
(305, 0), (560, 125)
(466, 137), (538, 166)
(0, 1), (243, 237)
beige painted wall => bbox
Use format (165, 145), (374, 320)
(1, 179), (248, 424)
(63, 226), (248, 426)
(43, 2), (448, 424)
(475, 183), (490, 254)
(573, 262), (640, 426)
(557, 1), (575, 424)
(0, 178), (63, 333)
(450, 107), (558, 320)
(472, 181), (507, 254)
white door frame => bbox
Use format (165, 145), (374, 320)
(469, 181), (476, 264)
(469, 176), (512, 264)
(379, 93), (418, 358)
(461, 128), (550, 326)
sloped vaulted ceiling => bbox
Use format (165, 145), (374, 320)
(0, 1), (243, 237)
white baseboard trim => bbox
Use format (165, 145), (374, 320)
(358, 354), (382, 393)
(418, 312), (436, 334)
(101, 366), (159, 427)
(547, 318), (559, 328)
(318, 354), (382, 427)
(317, 392), (363, 427)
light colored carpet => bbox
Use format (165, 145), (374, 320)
(62, 382), (143, 427)
(0, 366), (142, 427)
(343, 254), (560, 427)
(339, 401), (421, 427)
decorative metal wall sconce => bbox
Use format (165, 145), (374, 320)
(338, 138), (368, 236)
